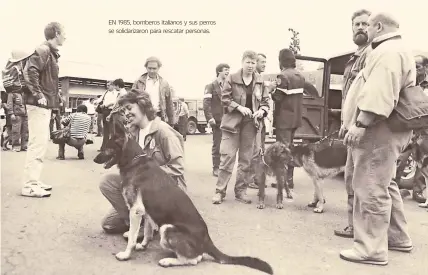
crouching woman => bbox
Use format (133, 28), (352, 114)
(57, 104), (92, 160)
(99, 90), (186, 234)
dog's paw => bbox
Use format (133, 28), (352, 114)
(286, 193), (293, 200)
(115, 251), (131, 261)
(275, 203), (284, 209)
(256, 203), (265, 209)
(158, 258), (176, 267)
(135, 243), (147, 251)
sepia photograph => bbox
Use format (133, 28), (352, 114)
(1, 0), (427, 274)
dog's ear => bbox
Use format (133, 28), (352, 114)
(110, 113), (128, 136)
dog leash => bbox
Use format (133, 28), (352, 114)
(314, 130), (340, 144)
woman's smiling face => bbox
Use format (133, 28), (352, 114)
(123, 102), (144, 127)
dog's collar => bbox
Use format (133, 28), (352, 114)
(132, 154), (146, 161)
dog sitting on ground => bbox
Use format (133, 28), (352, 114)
(93, 115), (273, 274)
(256, 140), (347, 213)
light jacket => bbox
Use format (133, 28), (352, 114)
(342, 32), (417, 130)
(203, 79), (224, 124)
(129, 117), (186, 189)
(220, 69), (269, 133)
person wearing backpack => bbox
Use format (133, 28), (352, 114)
(6, 91), (28, 152)
(20, 22), (66, 198)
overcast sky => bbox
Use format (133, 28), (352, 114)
(1, 0), (427, 97)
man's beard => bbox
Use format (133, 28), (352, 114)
(353, 32), (368, 46)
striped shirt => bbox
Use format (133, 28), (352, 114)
(62, 112), (92, 138)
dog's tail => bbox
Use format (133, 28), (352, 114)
(204, 236), (273, 274)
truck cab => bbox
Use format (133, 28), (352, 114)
(264, 51), (353, 142)
(173, 98), (207, 134)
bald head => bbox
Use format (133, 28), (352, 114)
(366, 12), (400, 40)
(369, 12), (399, 28)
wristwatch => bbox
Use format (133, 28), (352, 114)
(355, 121), (369, 128)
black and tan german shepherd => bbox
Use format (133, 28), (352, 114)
(93, 115), (273, 274)
(413, 134), (428, 208)
(256, 140), (347, 213)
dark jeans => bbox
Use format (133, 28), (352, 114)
(11, 116), (29, 149)
(58, 137), (85, 157)
(97, 113), (103, 136)
(212, 124), (222, 170)
(101, 110), (112, 150)
(276, 128), (297, 185)
(178, 115), (188, 140)
(49, 112), (61, 133)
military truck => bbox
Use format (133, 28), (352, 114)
(173, 98), (207, 134)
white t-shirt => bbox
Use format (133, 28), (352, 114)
(84, 100), (96, 115)
(145, 77), (160, 112)
(138, 120), (153, 149)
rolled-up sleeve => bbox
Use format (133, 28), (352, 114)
(357, 53), (402, 118)
(221, 76), (240, 112)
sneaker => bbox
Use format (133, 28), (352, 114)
(21, 185), (51, 198)
(39, 183), (53, 191)
(339, 249), (388, 266)
(235, 194), (252, 204)
(334, 226), (354, 238)
(12, 147), (21, 152)
(388, 244), (413, 253)
(212, 193), (224, 204)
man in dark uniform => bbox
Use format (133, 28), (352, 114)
(203, 63), (230, 177)
(271, 49), (305, 189)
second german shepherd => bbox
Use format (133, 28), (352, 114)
(93, 116), (273, 274)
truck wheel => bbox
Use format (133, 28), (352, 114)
(197, 125), (206, 134)
(187, 120), (197, 135)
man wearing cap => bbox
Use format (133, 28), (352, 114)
(176, 97), (189, 141)
(132, 56), (176, 126)
(21, 22), (66, 198)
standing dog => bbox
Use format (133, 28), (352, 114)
(290, 140), (347, 213)
(256, 140), (347, 213)
(93, 116), (273, 274)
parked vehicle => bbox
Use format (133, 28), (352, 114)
(173, 98), (207, 135)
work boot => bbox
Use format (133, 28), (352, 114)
(235, 193), (252, 204)
(413, 191), (426, 203)
(78, 148), (84, 160)
(334, 225), (354, 238)
(212, 193), (224, 204)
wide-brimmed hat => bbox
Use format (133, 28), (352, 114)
(9, 50), (33, 62)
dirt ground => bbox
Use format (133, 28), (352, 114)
(1, 134), (427, 275)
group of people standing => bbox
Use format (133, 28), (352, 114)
(5, 10), (427, 268)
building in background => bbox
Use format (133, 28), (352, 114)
(58, 61), (135, 113)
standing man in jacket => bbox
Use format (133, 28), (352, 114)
(203, 63), (230, 177)
(21, 22), (66, 198)
(334, 9), (373, 239)
(249, 53), (268, 189)
(212, 51), (270, 205)
(132, 56), (176, 126)
(271, 49), (306, 190)
(339, 12), (416, 265)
